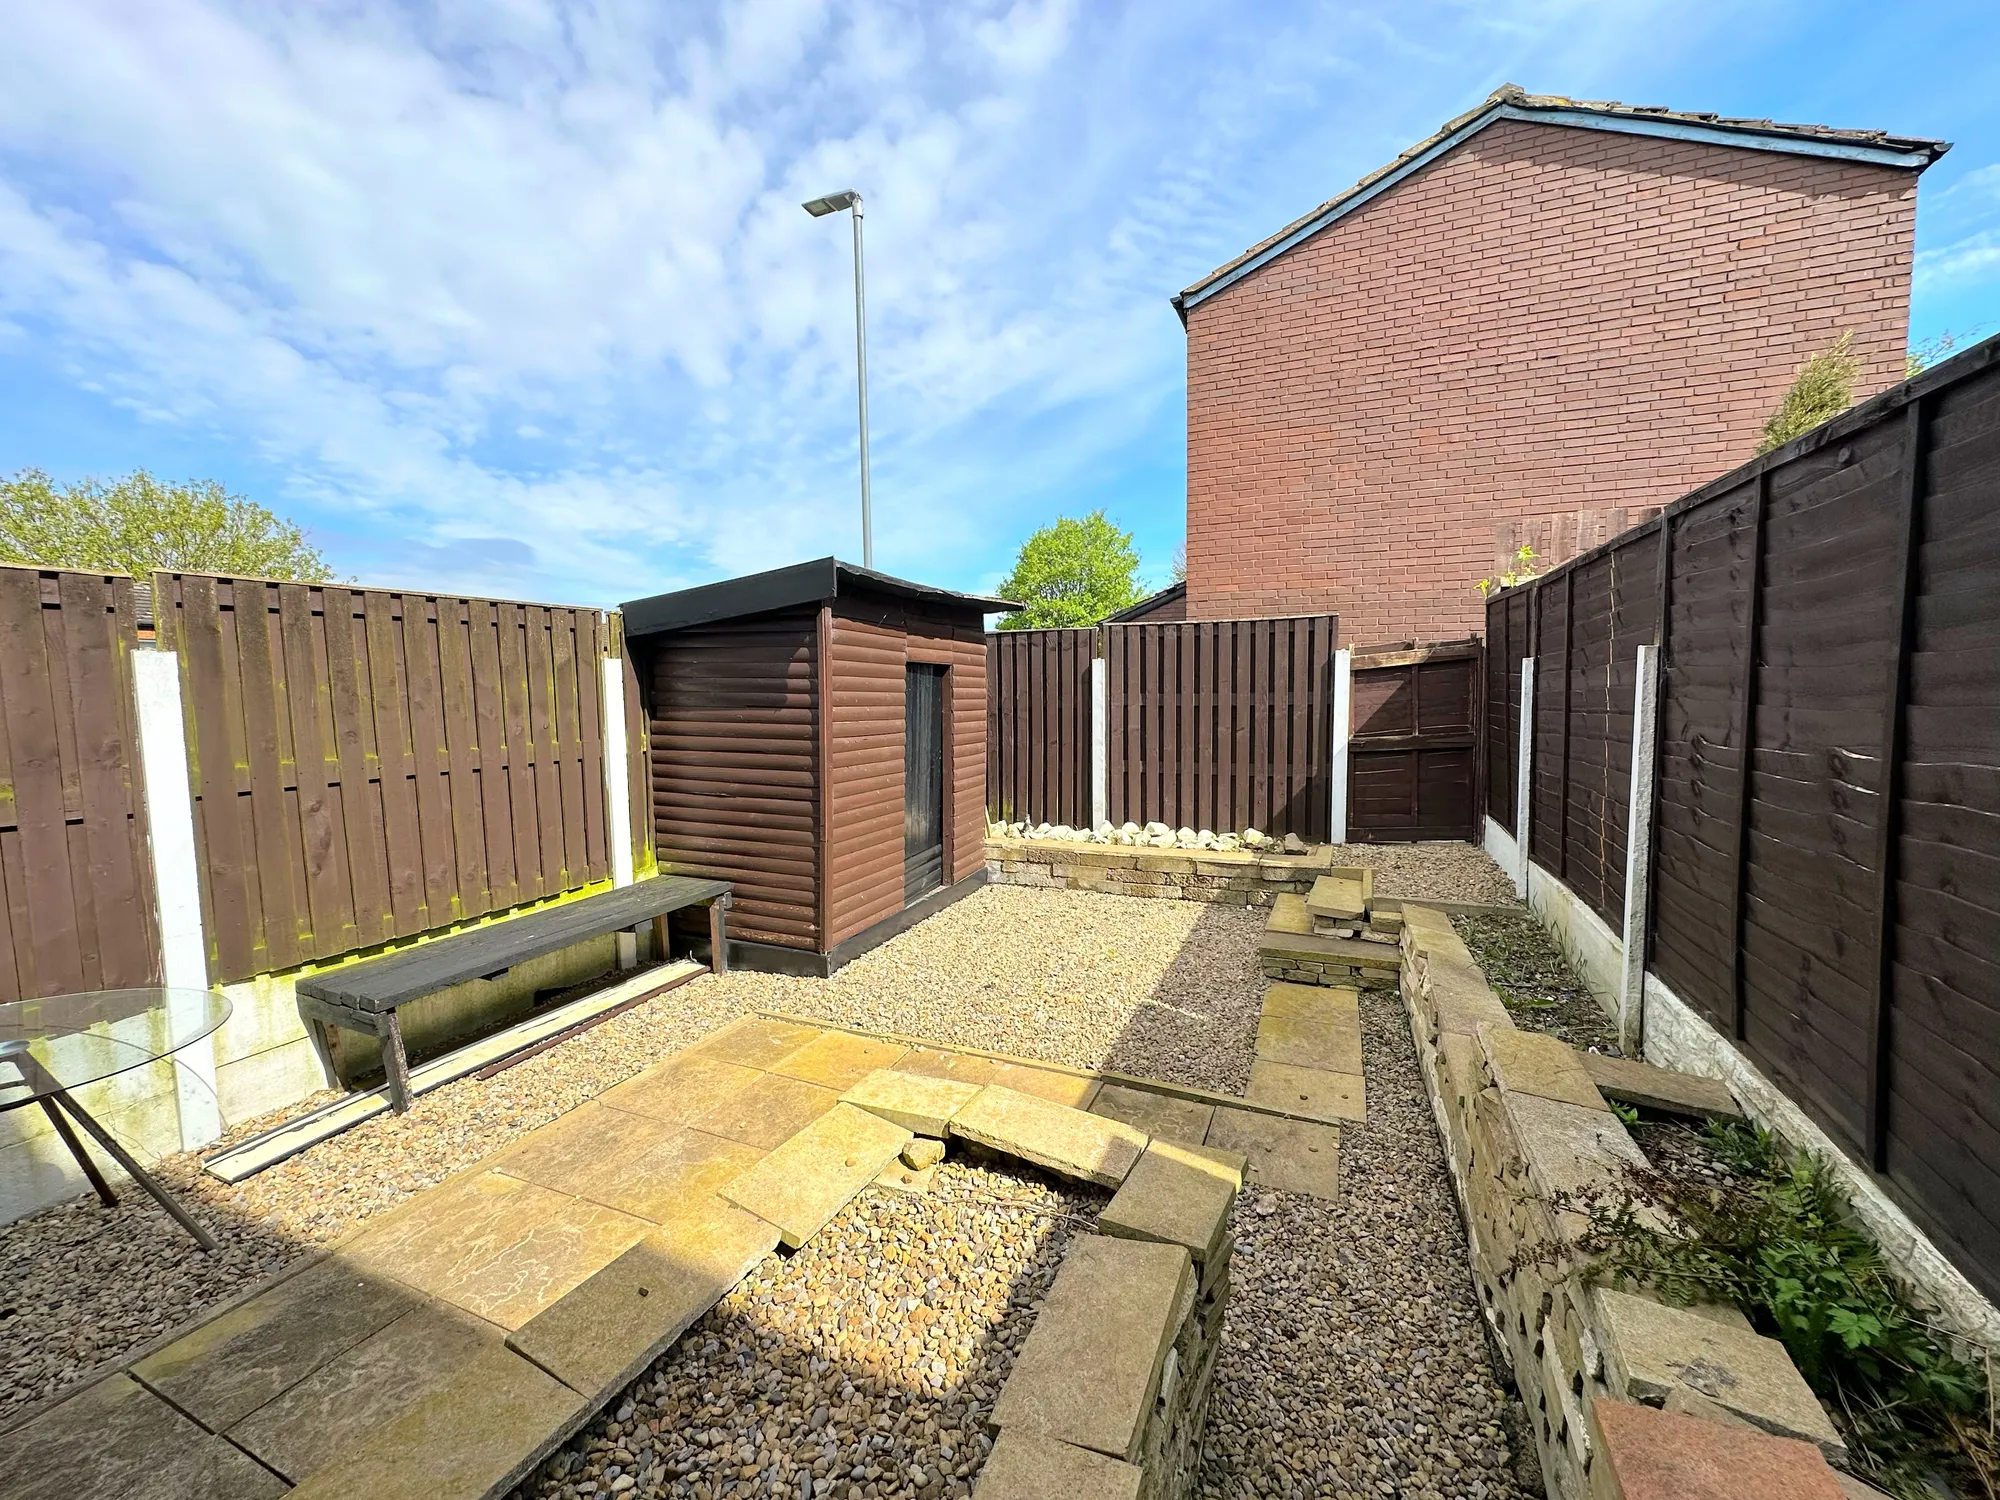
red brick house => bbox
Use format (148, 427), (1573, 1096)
(1176, 86), (1947, 645)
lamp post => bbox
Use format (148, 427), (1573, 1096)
(802, 188), (872, 569)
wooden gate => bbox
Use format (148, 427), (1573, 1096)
(1346, 640), (1483, 842)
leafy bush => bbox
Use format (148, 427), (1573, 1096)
(1758, 333), (1861, 455)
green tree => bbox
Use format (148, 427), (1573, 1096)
(0, 468), (337, 581)
(995, 511), (1142, 630)
(1758, 332), (1860, 455)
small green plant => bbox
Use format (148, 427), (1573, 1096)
(1758, 332), (1861, 455)
(1907, 332), (1961, 379)
(1608, 1098), (1641, 1127)
(1477, 543), (1540, 598)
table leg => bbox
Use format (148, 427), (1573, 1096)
(381, 1012), (415, 1114)
(47, 1089), (218, 1251)
(38, 1095), (118, 1206)
(709, 895), (731, 976)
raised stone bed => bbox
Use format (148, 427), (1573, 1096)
(984, 837), (1332, 905)
(1395, 906), (1850, 1500)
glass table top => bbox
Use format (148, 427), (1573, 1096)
(0, 988), (231, 1102)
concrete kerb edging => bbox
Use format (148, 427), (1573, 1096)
(1395, 904), (1849, 1500)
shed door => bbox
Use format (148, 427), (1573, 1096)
(904, 664), (946, 902)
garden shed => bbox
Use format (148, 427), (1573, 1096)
(622, 558), (1013, 976)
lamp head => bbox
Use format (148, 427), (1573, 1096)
(802, 190), (861, 217)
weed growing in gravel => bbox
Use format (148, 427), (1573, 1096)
(1525, 1120), (1997, 1499)
(1450, 914), (1619, 1051)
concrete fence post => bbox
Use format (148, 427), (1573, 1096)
(132, 645), (223, 1151)
(1514, 658), (1535, 899)
(1616, 644), (1661, 1055)
(602, 634), (640, 967)
(1090, 654), (1108, 831)
(1329, 648), (1353, 844)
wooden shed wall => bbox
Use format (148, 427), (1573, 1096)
(646, 608), (820, 950)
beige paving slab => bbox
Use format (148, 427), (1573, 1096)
(436, 1197), (656, 1330)
(890, 1046), (1002, 1085)
(228, 1301), (502, 1483)
(598, 1053), (762, 1127)
(1205, 1107), (1340, 1199)
(492, 1100), (683, 1196)
(1306, 873), (1367, 921)
(841, 1068), (981, 1135)
(285, 1343), (585, 1500)
(1580, 1050), (1741, 1120)
(769, 1031), (910, 1090)
(1260, 981), (1361, 1022)
(988, 1059), (1102, 1108)
(689, 1069), (842, 1149)
(975, 1428), (1143, 1500)
(0, 1373), (286, 1500)
(560, 1127), (766, 1228)
(131, 1255), (419, 1432)
(1265, 892), (1313, 935)
(1089, 1081), (1215, 1147)
(680, 1014), (826, 1070)
(1246, 1058), (1367, 1123)
(1254, 1006), (1365, 1074)
(722, 1103), (913, 1248)
(951, 1085), (1147, 1187)
(1481, 1024), (1610, 1111)
(339, 1169), (574, 1295)
(990, 1236), (1191, 1462)
(508, 1202), (779, 1404)
(1098, 1140), (1237, 1266)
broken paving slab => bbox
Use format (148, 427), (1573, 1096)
(1479, 1024), (1610, 1111)
(1246, 1058), (1366, 1123)
(1254, 1005), (1364, 1074)
(991, 1236), (1191, 1463)
(1089, 1081), (1215, 1147)
(0, 1373), (286, 1500)
(1204, 1108), (1339, 1199)
(132, 1254), (419, 1431)
(285, 1342), (586, 1500)
(1305, 873), (1368, 921)
(1098, 1140), (1238, 1267)
(1588, 1396), (1847, 1500)
(597, 1053), (761, 1127)
(974, 1428), (1144, 1500)
(769, 1031), (910, 1091)
(721, 1102), (913, 1248)
(1579, 1051), (1741, 1120)
(681, 1015), (826, 1071)
(228, 1300), (501, 1483)
(842, 1067), (982, 1135)
(951, 1084), (1147, 1187)
(688, 1069), (842, 1150)
(507, 1201), (779, 1403)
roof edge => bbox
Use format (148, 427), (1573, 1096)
(620, 557), (1018, 638)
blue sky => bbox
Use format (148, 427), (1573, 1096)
(3, 0), (1997, 606)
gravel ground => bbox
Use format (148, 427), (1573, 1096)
(1325, 843), (1522, 908)
(515, 1160), (1104, 1500)
(1450, 913), (1620, 1053)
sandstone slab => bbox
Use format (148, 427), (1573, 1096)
(1481, 1025), (1610, 1111)
(1260, 981), (1361, 1023)
(1204, 1108), (1339, 1199)
(689, 1069), (841, 1149)
(1246, 1059), (1366, 1123)
(507, 1202), (778, 1402)
(547, 1127), (764, 1228)
(1254, 1005), (1364, 1074)
(1089, 1082), (1214, 1146)
(1099, 1140), (1238, 1266)
(493, 1100), (681, 1196)
(598, 1053), (761, 1127)
(975, 1428), (1144, 1500)
(1588, 1397), (1844, 1500)
(1580, 1051), (1741, 1120)
(990, 1236), (1192, 1463)
(989, 1059), (1102, 1108)
(0, 1373), (286, 1500)
(951, 1085), (1147, 1186)
(1264, 893), (1313, 935)
(721, 1102), (912, 1247)
(430, 1195), (656, 1329)
(769, 1031), (910, 1090)
(890, 1046), (1002, 1086)
(1305, 873), (1367, 921)
(681, 1015), (825, 1070)
(841, 1068), (981, 1135)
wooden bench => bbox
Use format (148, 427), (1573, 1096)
(296, 876), (731, 1112)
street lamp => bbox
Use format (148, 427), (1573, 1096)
(802, 188), (872, 568)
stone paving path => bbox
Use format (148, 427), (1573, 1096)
(0, 1002), (1360, 1500)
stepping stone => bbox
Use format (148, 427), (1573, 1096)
(721, 1103), (913, 1247)
(1589, 1397), (1846, 1500)
(1254, 1006), (1364, 1074)
(951, 1085), (1147, 1187)
(285, 1343), (585, 1500)
(1264, 893), (1313, 935)
(0, 1373), (285, 1500)
(1480, 1025), (1609, 1112)
(1579, 1051), (1741, 1120)
(689, 1070), (842, 1149)
(988, 1059), (1102, 1108)
(132, 1255), (418, 1431)
(598, 1053), (760, 1127)
(229, 1301), (501, 1483)
(975, 1429), (1143, 1500)
(507, 1201), (779, 1404)
(1089, 1082), (1215, 1146)
(841, 1068), (981, 1135)
(1246, 1059), (1366, 1123)
(1204, 1108), (1340, 1198)
(1098, 1140), (1237, 1267)
(1305, 873), (1368, 921)
(990, 1236), (1191, 1463)
(770, 1031), (910, 1090)
(1260, 981), (1360, 1022)
(682, 1015), (826, 1070)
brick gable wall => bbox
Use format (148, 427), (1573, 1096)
(1182, 119), (1918, 644)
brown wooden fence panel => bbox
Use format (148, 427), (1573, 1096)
(985, 627), (1093, 828)
(160, 576), (609, 983)
(0, 566), (159, 1002)
(1483, 590), (1531, 832)
(1348, 642), (1482, 842)
(1104, 616), (1337, 838)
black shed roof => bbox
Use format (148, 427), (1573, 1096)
(621, 557), (1019, 639)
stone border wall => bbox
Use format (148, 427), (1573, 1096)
(1396, 905), (1851, 1500)
(985, 837), (1332, 905)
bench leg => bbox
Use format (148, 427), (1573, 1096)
(381, 1012), (415, 1114)
(652, 913), (671, 965)
(709, 895), (730, 976)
